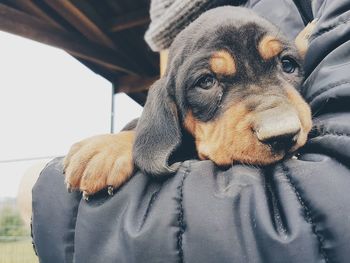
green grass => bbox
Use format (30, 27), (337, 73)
(0, 239), (38, 263)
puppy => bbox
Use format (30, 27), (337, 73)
(63, 7), (313, 199)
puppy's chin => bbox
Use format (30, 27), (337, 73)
(196, 127), (309, 166)
(196, 139), (281, 166)
(188, 129), (309, 167)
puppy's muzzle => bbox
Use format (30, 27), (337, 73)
(254, 106), (301, 152)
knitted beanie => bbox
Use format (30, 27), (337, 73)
(144, 0), (246, 52)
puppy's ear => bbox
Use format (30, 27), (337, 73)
(133, 78), (182, 176)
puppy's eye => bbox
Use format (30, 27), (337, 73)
(281, 57), (298, 73)
(195, 75), (217, 89)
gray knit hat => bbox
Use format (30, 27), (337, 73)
(145, 0), (246, 51)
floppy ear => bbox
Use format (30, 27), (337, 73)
(133, 78), (182, 176)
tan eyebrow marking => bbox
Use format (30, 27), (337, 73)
(258, 35), (283, 60)
(209, 50), (236, 76)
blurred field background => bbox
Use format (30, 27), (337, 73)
(0, 240), (37, 263)
(0, 199), (38, 263)
(0, 28), (142, 263)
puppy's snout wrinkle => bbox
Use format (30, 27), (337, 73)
(254, 107), (301, 150)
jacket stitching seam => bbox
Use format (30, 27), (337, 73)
(30, 217), (38, 256)
(281, 164), (330, 263)
(139, 188), (161, 230)
(308, 80), (350, 103)
(176, 162), (190, 263)
(30, 159), (54, 256)
(320, 132), (350, 137)
(71, 199), (80, 263)
(310, 15), (350, 41)
(310, 124), (350, 138)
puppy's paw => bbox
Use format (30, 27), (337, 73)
(295, 19), (317, 57)
(63, 131), (135, 199)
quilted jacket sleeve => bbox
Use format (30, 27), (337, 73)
(281, 1), (350, 262)
(31, 1), (350, 263)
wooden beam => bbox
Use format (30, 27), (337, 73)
(42, 0), (116, 49)
(0, 4), (138, 75)
(110, 9), (150, 32)
(42, 0), (146, 74)
(128, 91), (148, 106)
(12, 0), (64, 29)
(115, 75), (158, 93)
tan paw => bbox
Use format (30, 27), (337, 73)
(63, 131), (135, 199)
(295, 19), (317, 57)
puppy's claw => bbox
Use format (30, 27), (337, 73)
(66, 183), (72, 193)
(82, 191), (89, 201)
(64, 132), (135, 198)
(107, 186), (114, 196)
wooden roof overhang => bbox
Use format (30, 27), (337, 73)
(0, 0), (159, 105)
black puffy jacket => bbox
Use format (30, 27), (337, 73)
(32, 0), (350, 262)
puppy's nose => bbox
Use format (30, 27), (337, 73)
(260, 130), (300, 150)
(254, 107), (301, 151)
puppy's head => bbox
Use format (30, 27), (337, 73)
(134, 7), (312, 175)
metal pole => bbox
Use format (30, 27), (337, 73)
(110, 84), (116, 133)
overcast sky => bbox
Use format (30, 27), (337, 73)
(0, 31), (143, 198)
